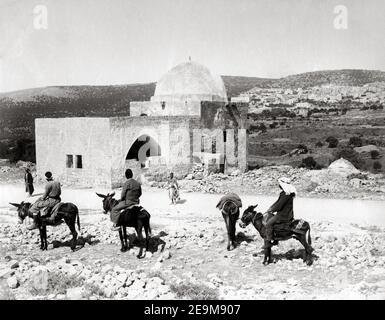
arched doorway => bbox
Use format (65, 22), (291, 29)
(126, 134), (161, 168)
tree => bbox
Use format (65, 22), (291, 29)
(373, 161), (382, 172)
(370, 150), (380, 159)
(301, 156), (317, 169)
(326, 136), (339, 148)
(348, 136), (363, 148)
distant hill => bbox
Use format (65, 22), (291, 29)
(0, 69), (384, 147)
(245, 69), (385, 91)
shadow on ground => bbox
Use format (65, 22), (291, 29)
(52, 234), (100, 250)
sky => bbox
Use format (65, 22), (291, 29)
(0, 0), (384, 93)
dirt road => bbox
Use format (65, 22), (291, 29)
(1, 183), (385, 300)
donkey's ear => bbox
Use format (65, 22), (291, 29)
(110, 192), (115, 197)
(96, 193), (106, 199)
(9, 202), (21, 208)
(253, 204), (258, 209)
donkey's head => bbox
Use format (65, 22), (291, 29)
(96, 192), (116, 214)
(239, 205), (262, 228)
(9, 202), (31, 224)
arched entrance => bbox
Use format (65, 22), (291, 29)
(126, 134), (161, 168)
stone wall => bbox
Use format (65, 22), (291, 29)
(35, 117), (112, 188)
(109, 116), (194, 187)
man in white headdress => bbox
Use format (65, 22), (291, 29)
(264, 177), (297, 247)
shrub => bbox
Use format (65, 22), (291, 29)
(170, 282), (219, 300)
(250, 123), (267, 133)
(348, 136), (363, 147)
(373, 161), (382, 171)
(326, 136), (338, 148)
(315, 141), (323, 148)
(300, 156), (317, 169)
(370, 150), (380, 159)
(269, 122), (278, 129)
(29, 273), (84, 296)
(297, 144), (308, 154)
(334, 147), (365, 169)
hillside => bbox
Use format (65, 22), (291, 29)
(0, 69), (384, 162)
(246, 69), (385, 91)
(0, 76), (265, 144)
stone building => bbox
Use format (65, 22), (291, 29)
(35, 60), (249, 188)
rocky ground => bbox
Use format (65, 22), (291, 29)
(151, 164), (385, 201)
(1, 205), (385, 300)
(1, 160), (385, 300)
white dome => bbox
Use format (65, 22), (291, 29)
(153, 61), (228, 102)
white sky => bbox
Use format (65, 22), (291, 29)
(0, 0), (384, 93)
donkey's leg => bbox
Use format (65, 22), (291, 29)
(135, 225), (144, 258)
(144, 221), (150, 251)
(230, 216), (237, 249)
(223, 215), (232, 251)
(43, 225), (48, 250)
(123, 226), (129, 251)
(39, 228), (44, 250)
(118, 228), (126, 252)
(68, 222), (78, 251)
(297, 234), (313, 265)
(262, 240), (273, 265)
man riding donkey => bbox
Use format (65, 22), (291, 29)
(110, 169), (142, 231)
(263, 177), (297, 249)
(28, 171), (61, 230)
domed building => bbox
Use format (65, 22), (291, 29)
(35, 60), (248, 188)
(152, 60), (228, 103)
(130, 60), (229, 117)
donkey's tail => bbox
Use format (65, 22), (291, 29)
(307, 225), (312, 245)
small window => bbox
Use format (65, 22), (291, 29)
(223, 130), (227, 142)
(66, 155), (73, 168)
(76, 155), (83, 169)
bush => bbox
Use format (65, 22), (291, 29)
(370, 150), (380, 159)
(300, 156), (317, 169)
(315, 141), (323, 148)
(373, 161), (382, 171)
(269, 122), (278, 129)
(349, 136), (363, 147)
(334, 147), (365, 170)
(250, 123), (267, 133)
(297, 144), (308, 154)
(170, 282), (219, 300)
(326, 136), (338, 148)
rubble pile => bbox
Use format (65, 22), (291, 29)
(175, 162), (385, 199)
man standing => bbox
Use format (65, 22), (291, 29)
(167, 172), (180, 204)
(24, 168), (34, 196)
(110, 169), (142, 231)
(28, 171), (61, 230)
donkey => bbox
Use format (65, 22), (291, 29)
(219, 200), (240, 251)
(96, 192), (151, 258)
(10, 201), (80, 251)
(239, 205), (314, 265)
